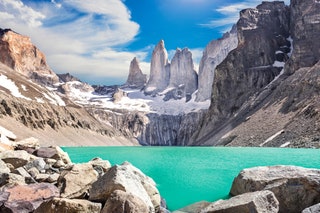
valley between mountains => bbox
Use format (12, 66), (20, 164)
(1, 0), (320, 148)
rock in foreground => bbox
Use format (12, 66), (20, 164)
(230, 165), (320, 213)
(200, 190), (279, 213)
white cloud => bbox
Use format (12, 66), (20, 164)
(201, 0), (290, 29)
(0, 0), (45, 27)
(0, 0), (147, 85)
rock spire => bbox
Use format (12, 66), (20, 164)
(169, 48), (198, 96)
(125, 57), (147, 89)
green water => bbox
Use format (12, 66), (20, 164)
(61, 146), (320, 211)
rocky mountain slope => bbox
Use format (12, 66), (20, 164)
(191, 0), (320, 148)
(0, 29), (138, 146)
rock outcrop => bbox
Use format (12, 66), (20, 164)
(0, 133), (167, 213)
(0, 28), (59, 86)
(145, 40), (170, 95)
(230, 165), (320, 213)
(192, 1), (292, 145)
(89, 161), (161, 212)
(285, 0), (320, 73)
(35, 198), (102, 213)
(169, 48), (198, 98)
(126, 57), (147, 89)
(302, 203), (320, 213)
(200, 190), (279, 213)
(196, 25), (238, 102)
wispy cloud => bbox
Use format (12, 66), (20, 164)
(0, 0), (148, 85)
(201, 0), (290, 29)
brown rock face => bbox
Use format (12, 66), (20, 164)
(0, 28), (59, 85)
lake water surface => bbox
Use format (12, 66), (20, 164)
(61, 147), (320, 211)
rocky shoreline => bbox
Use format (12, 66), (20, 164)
(1, 129), (320, 213)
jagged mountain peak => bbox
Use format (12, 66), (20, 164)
(125, 57), (147, 89)
(0, 28), (59, 86)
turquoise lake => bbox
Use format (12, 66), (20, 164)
(61, 147), (320, 211)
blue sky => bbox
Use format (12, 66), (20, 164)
(0, 0), (289, 85)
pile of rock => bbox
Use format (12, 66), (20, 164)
(177, 165), (320, 213)
(0, 138), (166, 212)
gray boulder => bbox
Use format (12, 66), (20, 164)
(302, 203), (320, 213)
(200, 190), (279, 213)
(35, 198), (102, 213)
(58, 163), (98, 198)
(230, 165), (320, 213)
(89, 161), (161, 212)
(101, 190), (149, 213)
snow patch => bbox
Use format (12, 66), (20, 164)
(0, 74), (31, 101)
(21, 85), (27, 91)
(43, 91), (66, 106)
(259, 130), (284, 147)
(280, 142), (290, 148)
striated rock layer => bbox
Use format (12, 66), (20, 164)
(0, 29), (59, 86)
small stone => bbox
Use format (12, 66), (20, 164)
(47, 173), (60, 183)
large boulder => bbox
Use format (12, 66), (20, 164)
(302, 203), (320, 213)
(101, 190), (149, 213)
(200, 190), (279, 213)
(89, 162), (161, 212)
(35, 198), (102, 213)
(1, 183), (59, 213)
(0, 172), (26, 187)
(35, 146), (72, 165)
(57, 163), (98, 198)
(0, 150), (32, 168)
(230, 165), (320, 213)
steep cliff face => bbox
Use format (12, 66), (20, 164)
(0, 29), (59, 86)
(90, 108), (206, 146)
(192, 0), (320, 147)
(192, 1), (291, 145)
(125, 57), (147, 89)
(169, 48), (198, 97)
(196, 26), (238, 102)
(144, 40), (170, 95)
(285, 0), (320, 73)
